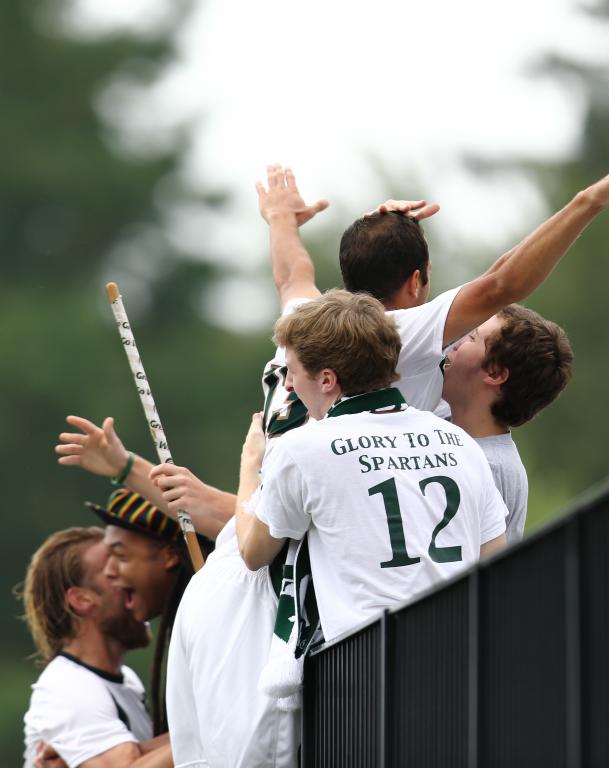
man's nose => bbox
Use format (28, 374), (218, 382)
(103, 556), (119, 580)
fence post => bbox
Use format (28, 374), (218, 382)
(565, 516), (581, 768)
(379, 610), (390, 768)
(467, 570), (479, 768)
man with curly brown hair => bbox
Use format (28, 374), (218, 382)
(442, 305), (573, 541)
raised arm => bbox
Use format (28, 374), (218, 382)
(235, 413), (285, 570)
(55, 415), (233, 539)
(257, 164), (328, 310)
(55, 415), (159, 501)
(442, 173), (609, 346)
(148, 463), (234, 539)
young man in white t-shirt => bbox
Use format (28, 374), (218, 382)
(22, 527), (171, 768)
(257, 164), (609, 414)
(57, 166), (609, 522)
(442, 304), (573, 542)
(237, 290), (507, 642)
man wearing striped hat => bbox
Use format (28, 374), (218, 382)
(30, 489), (201, 768)
(87, 488), (185, 625)
(86, 487), (210, 736)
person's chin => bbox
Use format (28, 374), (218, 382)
(130, 596), (153, 623)
(102, 611), (151, 650)
(126, 619), (152, 650)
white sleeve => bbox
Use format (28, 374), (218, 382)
(389, 286), (462, 376)
(25, 671), (136, 767)
(166, 587), (207, 767)
(479, 462), (509, 545)
(255, 443), (310, 540)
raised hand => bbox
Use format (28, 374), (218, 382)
(240, 412), (266, 473)
(363, 199), (440, 221)
(55, 415), (130, 478)
(256, 164), (329, 227)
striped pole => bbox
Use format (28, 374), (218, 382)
(106, 281), (204, 572)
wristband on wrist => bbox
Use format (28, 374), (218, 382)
(111, 452), (135, 486)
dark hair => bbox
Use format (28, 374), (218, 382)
(339, 212), (429, 302)
(484, 305), (573, 428)
(150, 534), (213, 735)
(273, 289), (400, 396)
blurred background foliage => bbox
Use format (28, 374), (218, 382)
(1, 0), (608, 763)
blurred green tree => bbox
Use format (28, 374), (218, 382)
(0, 1), (277, 760)
(2, 0), (608, 762)
(505, 10), (609, 526)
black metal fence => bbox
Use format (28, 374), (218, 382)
(302, 479), (609, 768)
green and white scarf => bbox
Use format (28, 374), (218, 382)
(260, 387), (408, 710)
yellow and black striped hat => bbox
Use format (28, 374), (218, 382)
(85, 487), (180, 541)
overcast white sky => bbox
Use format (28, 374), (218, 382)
(64, 0), (609, 328)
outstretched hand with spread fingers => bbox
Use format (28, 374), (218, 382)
(256, 164), (329, 227)
(55, 415), (130, 478)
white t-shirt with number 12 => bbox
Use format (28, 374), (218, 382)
(256, 397), (506, 642)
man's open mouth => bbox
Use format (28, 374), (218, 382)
(122, 587), (136, 610)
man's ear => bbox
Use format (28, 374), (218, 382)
(319, 367), (339, 394)
(65, 586), (94, 617)
(160, 544), (181, 572)
(403, 269), (422, 302)
(483, 366), (509, 389)
(384, 270), (422, 309)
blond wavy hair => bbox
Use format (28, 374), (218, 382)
(21, 527), (104, 663)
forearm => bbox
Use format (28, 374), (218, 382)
(130, 743), (172, 767)
(206, 488), (238, 525)
(140, 733), (169, 754)
(268, 212), (319, 308)
(235, 457), (261, 552)
(191, 487), (236, 539)
(490, 187), (604, 301)
(152, 471), (236, 539)
(123, 454), (166, 508)
(236, 458), (286, 570)
(444, 182), (608, 345)
(234, 413), (284, 569)
(480, 533), (507, 559)
(481, 245), (515, 277)
(80, 740), (172, 768)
